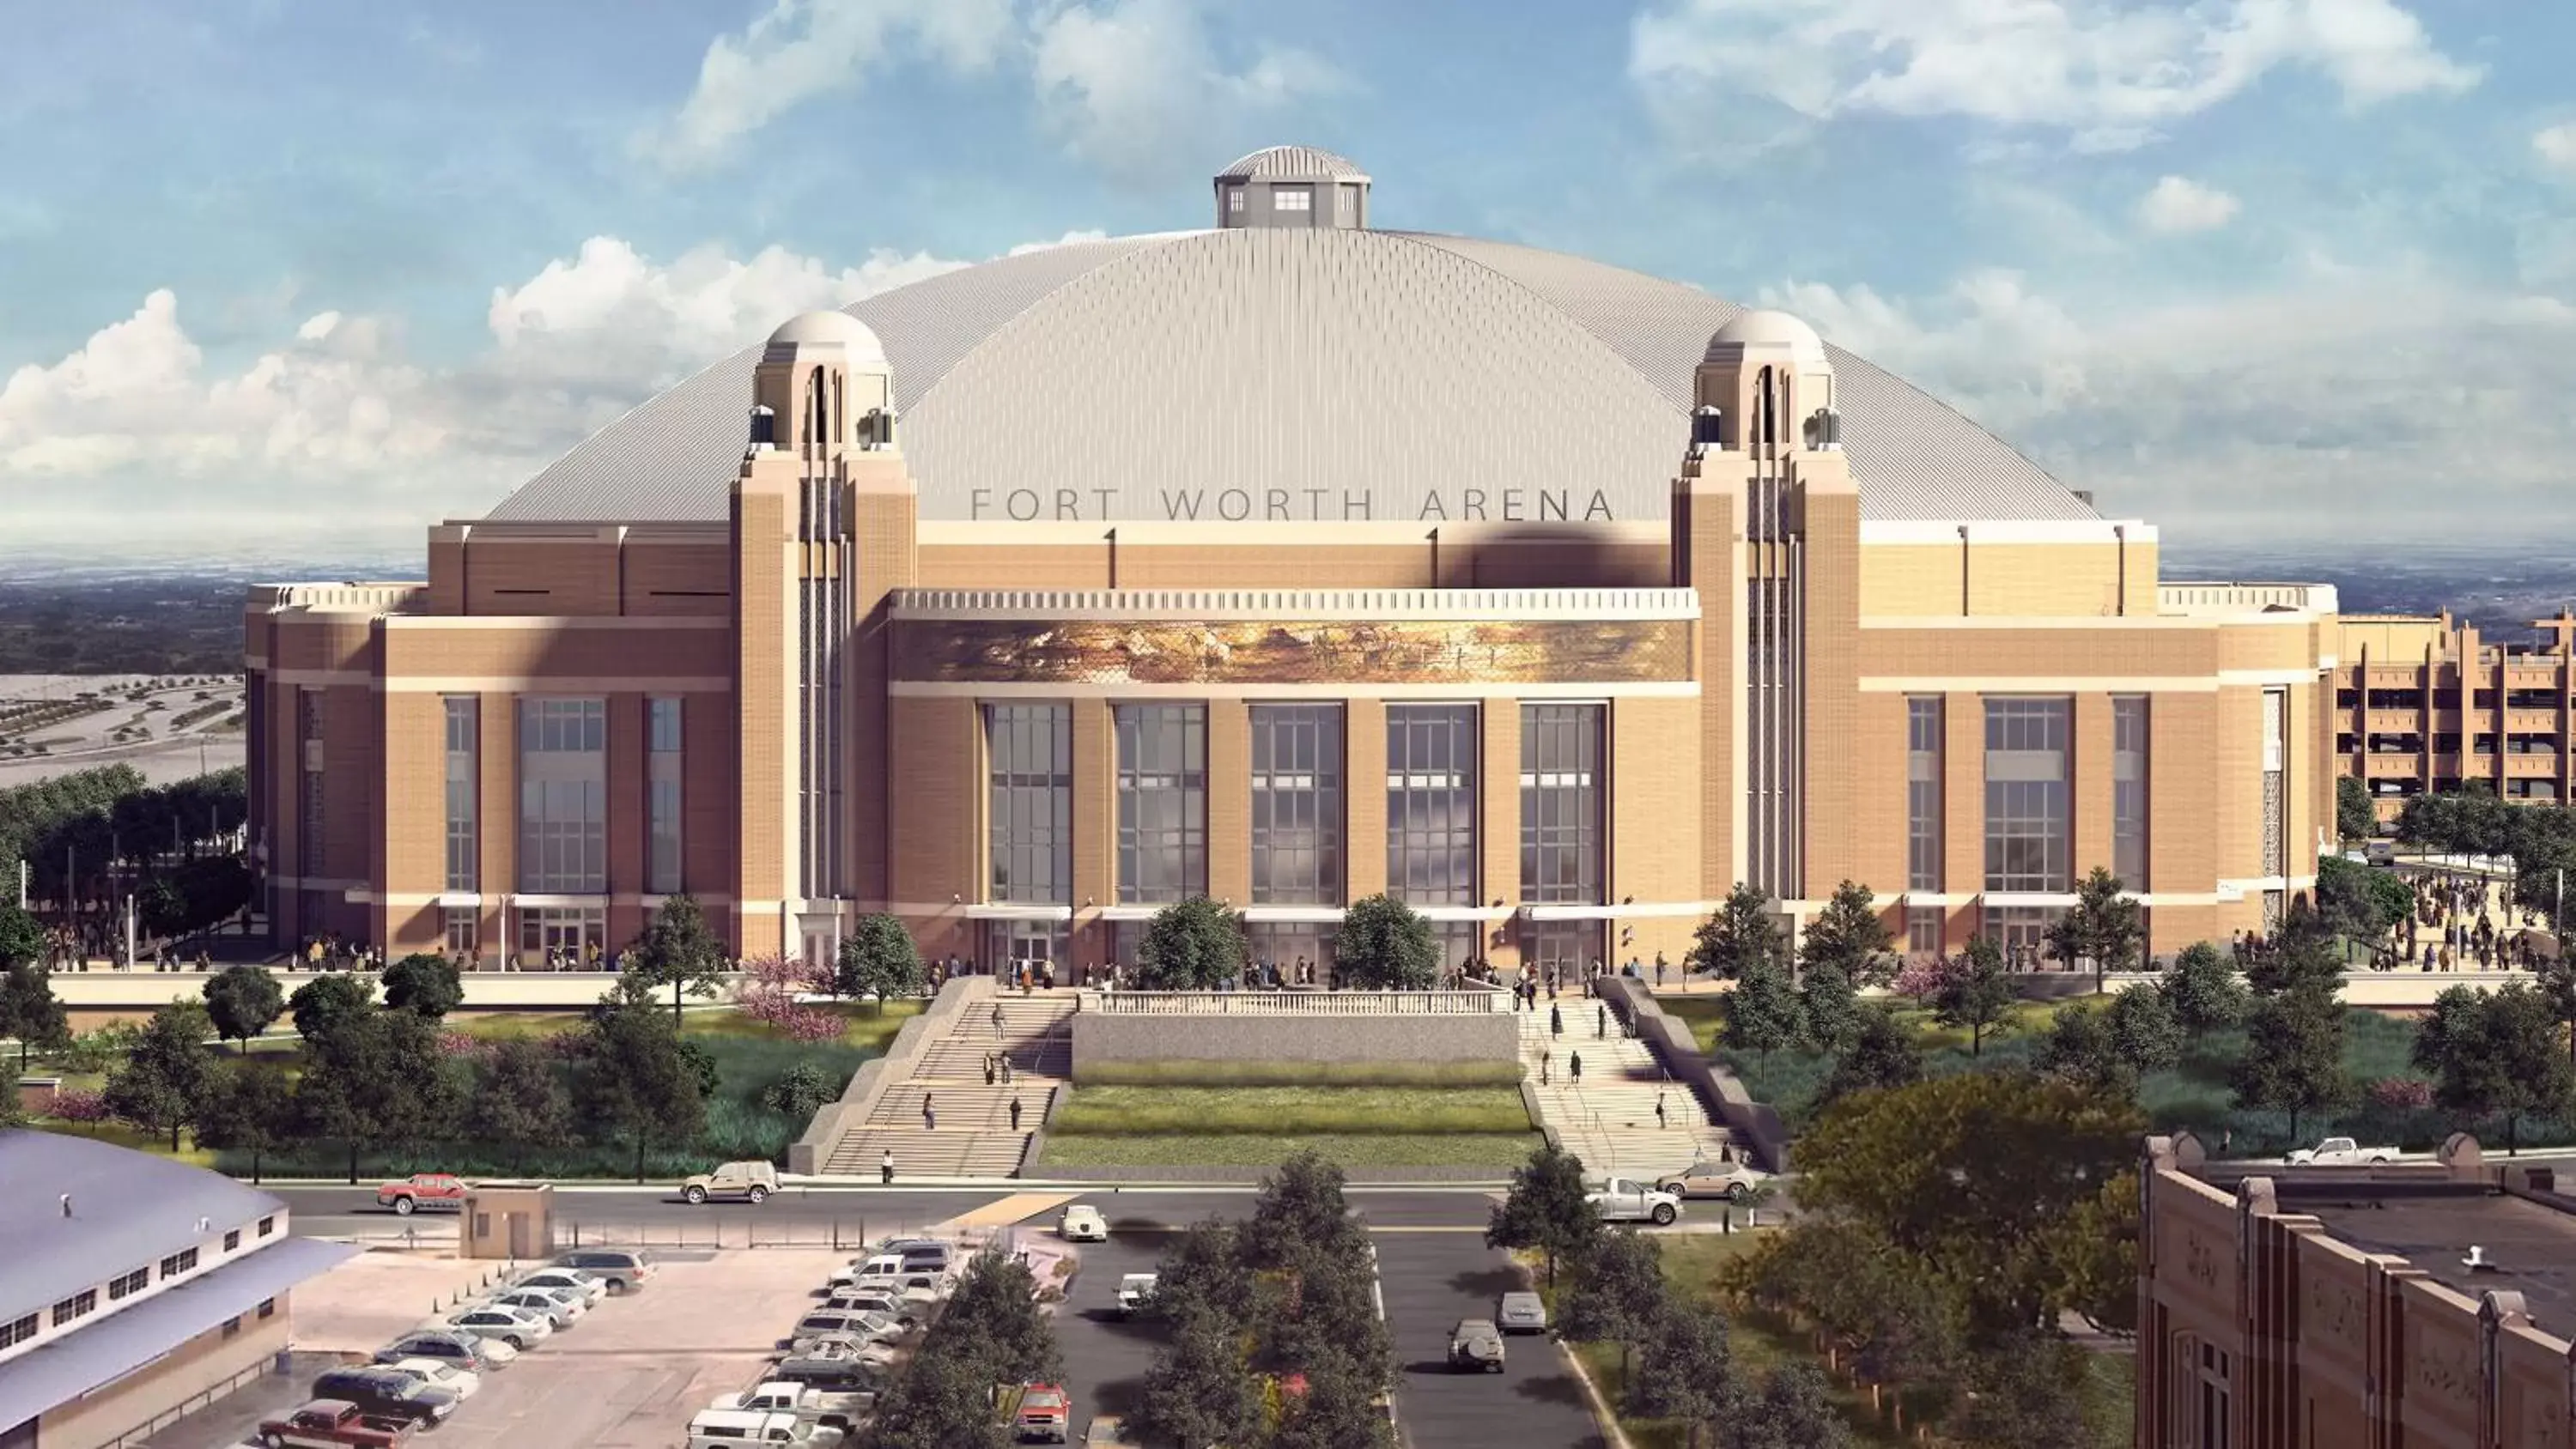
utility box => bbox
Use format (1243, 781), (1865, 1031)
(460, 1181), (555, 1261)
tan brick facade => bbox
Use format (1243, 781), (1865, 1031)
(244, 318), (2341, 971)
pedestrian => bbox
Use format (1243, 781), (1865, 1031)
(1656, 1091), (1668, 1130)
(1549, 1003), (1563, 1039)
(880, 1149), (895, 1185)
(1001, 1056), (1014, 1086)
(1540, 1050), (1552, 1086)
(1569, 1051), (1583, 1085)
(984, 1054), (997, 1087)
(922, 1094), (936, 1131)
(1009, 1094), (1024, 1131)
(1655, 953), (1667, 988)
(1595, 1003), (1607, 1039)
(2220, 1128), (2233, 1158)
(991, 1003), (1005, 1034)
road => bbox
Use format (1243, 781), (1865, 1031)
(271, 1185), (1607, 1448)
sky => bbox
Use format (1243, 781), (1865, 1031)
(1, 0), (2571, 561)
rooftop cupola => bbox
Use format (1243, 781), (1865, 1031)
(1214, 146), (1370, 230)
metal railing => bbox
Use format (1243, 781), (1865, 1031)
(101, 1355), (280, 1448)
(1078, 988), (1512, 1015)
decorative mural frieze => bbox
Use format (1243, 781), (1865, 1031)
(2184, 1231), (2224, 1290)
(2306, 1275), (2364, 1353)
(2410, 1342), (2477, 1406)
(891, 617), (1692, 686)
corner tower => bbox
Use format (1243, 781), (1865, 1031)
(1673, 310), (1859, 913)
(733, 310), (914, 964)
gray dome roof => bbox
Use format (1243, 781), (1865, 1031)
(1215, 145), (1370, 182)
(485, 228), (2093, 527)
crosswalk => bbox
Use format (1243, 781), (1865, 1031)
(1510, 1000), (1734, 1181)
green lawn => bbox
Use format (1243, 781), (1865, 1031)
(1051, 1085), (1531, 1136)
(455, 999), (920, 1053)
(1073, 1058), (1520, 1088)
(1033, 1131), (1541, 1169)
(1553, 1231), (2131, 1449)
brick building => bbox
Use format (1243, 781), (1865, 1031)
(2137, 1133), (2576, 1448)
(242, 146), (2342, 976)
(2336, 610), (2576, 822)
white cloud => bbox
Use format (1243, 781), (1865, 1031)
(2137, 175), (2243, 233)
(0, 233), (1078, 551)
(1631, 0), (2482, 152)
(1032, 0), (1343, 183)
(2537, 123), (2576, 179)
(1760, 262), (2576, 540)
(652, 0), (1018, 169)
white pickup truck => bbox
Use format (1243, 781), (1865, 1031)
(1585, 1176), (1682, 1226)
(2285, 1137), (2398, 1167)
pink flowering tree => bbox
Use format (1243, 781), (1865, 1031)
(49, 1088), (111, 1131)
(1891, 954), (1960, 1006)
(733, 952), (841, 1042)
(2366, 1076), (2433, 1112)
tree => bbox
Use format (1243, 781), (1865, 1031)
(1932, 937), (2017, 1056)
(2039, 1170), (2142, 1334)
(1687, 883), (1789, 980)
(2412, 981), (2574, 1155)
(2536, 952), (2576, 1070)
(1132, 1313), (1261, 1449)
(2157, 942), (2248, 1039)
(2043, 866), (2144, 990)
(287, 972), (374, 1042)
(867, 1339), (1012, 1449)
(193, 1062), (296, 1184)
(1560, 1228), (1670, 1398)
(1724, 1364), (1850, 1449)
(2337, 775), (2378, 843)
(1247, 1149), (1369, 1265)
(295, 1008), (464, 1183)
(1821, 1004), (1924, 1104)
(1798, 962), (1863, 1054)
(833, 912), (923, 1011)
(1721, 955), (1803, 1058)
(758, 1062), (841, 1119)
(1332, 894), (1438, 990)
(201, 965), (284, 1053)
(1485, 1143), (1600, 1288)
(2104, 983), (2184, 1076)
(933, 1248), (1064, 1385)
(1134, 895), (1249, 991)
(1951, 1333), (2094, 1448)
(0, 901), (42, 970)
(2035, 1003), (2129, 1094)
(2318, 855), (2412, 954)
(2245, 902), (2346, 997)
(1794, 1071), (2144, 1340)
(1148, 1219), (1256, 1329)
(1801, 880), (1899, 987)
(105, 1001), (218, 1150)
(2231, 984), (2349, 1145)
(466, 1039), (575, 1171)
(621, 893), (731, 1028)
(381, 953), (463, 1020)
(0, 963), (70, 1071)
(579, 1001), (708, 1181)
(1627, 1294), (1741, 1448)
(1271, 1348), (1396, 1449)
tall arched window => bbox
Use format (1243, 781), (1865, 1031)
(805, 366), (829, 447)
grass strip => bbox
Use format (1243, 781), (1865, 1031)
(1049, 1085), (1532, 1136)
(1033, 1131), (1541, 1168)
(1074, 1058), (1522, 1088)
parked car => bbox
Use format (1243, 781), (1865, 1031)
(1448, 1319), (1506, 1373)
(438, 1305), (553, 1349)
(555, 1247), (655, 1294)
(308, 1367), (460, 1428)
(895, 1242), (954, 1274)
(787, 1309), (903, 1352)
(1495, 1290), (1547, 1334)
(773, 1339), (899, 1393)
(1059, 1204), (1108, 1242)
(828, 1252), (906, 1289)
(685, 1408), (840, 1446)
(1586, 1176), (1682, 1225)
(822, 1287), (931, 1323)
(1653, 1158), (1768, 1202)
(683, 1159), (781, 1204)
(375, 1329), (515, 1371)
(711, 1379), (874, 1434)
(2287, 1137), (2398, 1167)
(1082, 1417), (1146, 1447)
(253, 1398), (416, 1448)
(513, 1267), (609, 1306)
(1016, 1383), (1072, 1444)
(379, 1357), (481, 1400)
(1114, 1273), (1158, 1317)
(374, 1173), (468, 1216)
(484, 1286), (585, 1328)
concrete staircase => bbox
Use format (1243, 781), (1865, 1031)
(822, 989), (1075, 1179)
(1514, 997), (1733, 1181)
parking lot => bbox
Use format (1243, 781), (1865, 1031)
(149, 1247), (852, 1448)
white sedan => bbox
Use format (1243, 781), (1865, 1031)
(384, 1356), (482, 1399)
(513, 1268), (610, 1306)
(440, 1306), (554, 1349)
(485, 1288), (586, 1328)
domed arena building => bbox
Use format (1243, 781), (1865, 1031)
(243, 147), (2339, 976)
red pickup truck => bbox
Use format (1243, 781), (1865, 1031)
(254, 1398), (417, 1447)
(374, 1173), (468, 1215)
(1015, 1382), (1072, 1443)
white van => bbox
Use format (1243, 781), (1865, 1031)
(687, 1407), (838, 1446)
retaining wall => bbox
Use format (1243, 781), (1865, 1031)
(1070, 1009), (1516, 1074)
(1601, 977), (1790, 1173)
